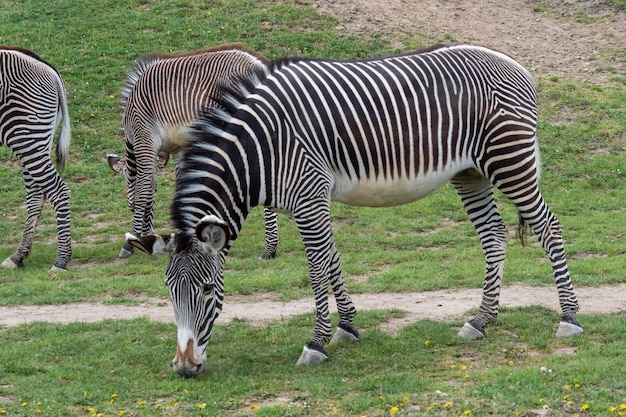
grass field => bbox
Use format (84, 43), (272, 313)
(0, 0), (625, 416)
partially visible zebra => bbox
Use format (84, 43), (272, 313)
(0, 46), (72, 271)
(127, 44), (583, 377)
(107, 44), (280, 259)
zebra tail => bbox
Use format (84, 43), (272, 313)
(517, 212), (529, 247)
(55, 78), (71, 172)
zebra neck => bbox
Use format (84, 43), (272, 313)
(192, 136), (270, 240)
(172, 153), (255, 241)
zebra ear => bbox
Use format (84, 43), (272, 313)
(126, 233), (176, 256)
(195, 215), (230, 255)
(107, 153), (125, 174)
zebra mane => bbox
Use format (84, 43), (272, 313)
(144, 43), (269, 63)
(206, 63), (269, 121)
(172, 64), (270, 234)
(270, 55), (307, 71)
(120, 55), (161, 114)
(206, 54), (312, 119)
(170, 110), (239, 234)
(267, 43), (466, 71)
(196, 53), (336, 124)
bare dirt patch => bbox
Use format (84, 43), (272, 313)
(2, 284), (625, 334)
(303, 0), (625, 85)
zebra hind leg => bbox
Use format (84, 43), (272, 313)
(451, 171), (509, 339)
(49, 180), (72, 271)
(260, 208), (279, 260)
(489, 143), (582, 338)
(2, 172), (46, 270)
(38, 163), (72, 271)
(523, 208), (583, 338)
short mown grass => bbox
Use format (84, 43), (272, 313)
(0, 0), (625, 416)
(0, 309), (625, 416)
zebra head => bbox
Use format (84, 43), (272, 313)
(126, 214), (230, 378)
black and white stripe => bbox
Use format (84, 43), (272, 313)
(131, 43), (582, 375)
(0, 47), (72, 271)
(108, 44), (282, 260)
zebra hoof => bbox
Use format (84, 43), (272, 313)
(331, 325), (360, 344)
(1, 257), (18, 269)
(555, 321), (584, 338)
(458, 322), (485, 340)
(118, 247), (134, 258)
(296, 345), (328, 365)
(259, 250), (276, 260)
(49, 265), (69, 273)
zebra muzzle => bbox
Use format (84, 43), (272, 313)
(173, 338), (205, 378)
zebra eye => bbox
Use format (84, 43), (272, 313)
(202, 283), (213, 296)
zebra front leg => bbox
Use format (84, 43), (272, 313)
(121, 165), (158, 258)
(260, 208), (279, 260)
(141, 186), (156, 237)
(294, 203), (337, 365)
(452, 173), (508, 339)
(326, 241), (359, 344)
(296, 260), (333, 365)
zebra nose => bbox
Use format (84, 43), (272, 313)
(194, 362), (206, 376)
(172, 359), (205, 378)
(173, 339), (206, 377)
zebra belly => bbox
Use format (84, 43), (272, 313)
(332, 169), (459, 207)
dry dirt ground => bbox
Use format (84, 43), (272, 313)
(308, 0), (626, 85)
(2, 0), (625, 331)
(3, 284), (626, 334)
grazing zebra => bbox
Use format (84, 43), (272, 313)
(127, 44), (583, 377)
(107, 44), (281, 259)
(0, 46), (72, 272)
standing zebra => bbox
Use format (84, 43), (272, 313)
(128, 44), (583, 377)
(107, 44), (281, 259)
(0, 46), (72, 272)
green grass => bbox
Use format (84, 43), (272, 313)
(0, 0), (625, 416)
(1, 310), (625, 416)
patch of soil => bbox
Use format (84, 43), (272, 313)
(304, 0), (626, 85)
(2, 284), (625, 334)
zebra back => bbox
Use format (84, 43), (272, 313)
(121, 43), (269, 131)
